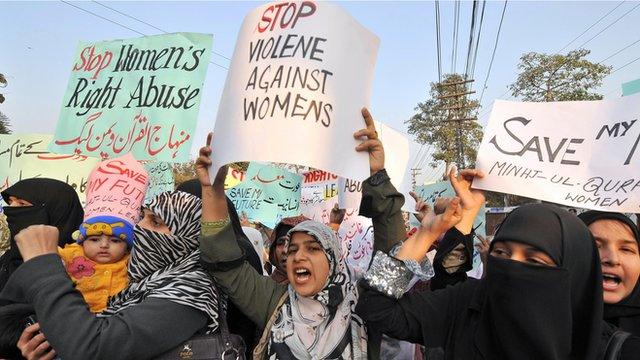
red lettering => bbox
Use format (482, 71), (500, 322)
(256, 1), (317, 33)
(71, 45), (113, 79)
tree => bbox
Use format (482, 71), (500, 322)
(509, 49), (611, 102)
(0, 73), (6, 104)
(406, 73), (484, 169)
(0, 111), (10, 134)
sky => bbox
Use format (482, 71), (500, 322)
(1, 0), (640, 182)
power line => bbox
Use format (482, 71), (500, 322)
(611, 54), (640, 75)
(59, 1), (229, 70)
(435, 1), (443, 82)
(574, 2), (640, 50)
(477, 1), (508, 108)
(557, 1), (626, 53)
(470, 0), (486, 80)
(451, 0), (461, 73)
(598, 37), (640, 64)
(464, 0), (479, 81)
(93, 1), (232, 61)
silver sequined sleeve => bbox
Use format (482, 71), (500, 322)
(363, 251), (414, 299)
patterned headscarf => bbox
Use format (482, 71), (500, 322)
(267, 220), (367, 359)
(100, 191), (220, 333)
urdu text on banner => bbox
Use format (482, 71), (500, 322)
(473, 94), (640, 213)
(209, 1), (380, 182)
(50, 33), (213, 162)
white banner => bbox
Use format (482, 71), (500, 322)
(474, 95), (640, 213)
(210, 1), (380, 181)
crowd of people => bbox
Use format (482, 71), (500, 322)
(0, 108), (638, 359)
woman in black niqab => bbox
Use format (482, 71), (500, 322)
(0, 178), (83, 290)
(476, 203), (603, 359)
(357, 203), (603, 360)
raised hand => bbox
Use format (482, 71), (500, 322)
(196, 132), (227, 193)
(449, 167), (485, 235)
(330, 203), (346, 225)
(15, 225), (59, 262)
(409, 191), (429, 223)
(396, 197), (462, 262)
(354, 107), (385, 175)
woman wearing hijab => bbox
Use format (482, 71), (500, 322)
(356, 166), (604, 359)
(1, 191), (220, 360)
(197, 108), (404, 358)
(268, 215), (310, 284)
(579, 211), (640, 337)
(0, 178), (84, 290)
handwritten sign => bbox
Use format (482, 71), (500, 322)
(0, 134), (99, 202)
(142, 162), (174, 204)
(337, 210), (374, 280)
(85, 153), (149, 225)
(226, 163), (302, 228)
(474, 95), (640, 213)
(50, 33), (213, 162)
(210, 1), (380, 181)
(622, 79), (640, 96)
(224, 167), (246, 190)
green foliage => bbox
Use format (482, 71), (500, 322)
(406, 73), (484, 168)
(509, 49), (611, 102)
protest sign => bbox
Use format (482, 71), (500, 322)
(0, 133), (99, 202)
(84, 153), (149, 224)
(50, 33), (212, 162)
(474, 95), (640, 213)
(337, 120), (411, 209)
(210, 1), (380, 181)
(622, 79), (640, 96)
(226, 163), (302, 228)
(224, 167), (246, 189)
(337, 209), (374, 279)
(143, 162), (174, 204)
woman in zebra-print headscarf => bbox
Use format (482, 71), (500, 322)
(2, 191), (220, 360)
(100, 190), (221, 333)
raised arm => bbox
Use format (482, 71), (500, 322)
(196, 133), (286, 328)
(355, 108), (406, 256)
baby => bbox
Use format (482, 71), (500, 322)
(58, 215), (134, 313)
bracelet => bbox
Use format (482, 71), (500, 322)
(201, 217), (230, 228)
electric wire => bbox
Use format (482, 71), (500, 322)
(59, 1), (229, 70)
(557, 1), (626, 53)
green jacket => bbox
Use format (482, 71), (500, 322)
(199, 170), (406, 358)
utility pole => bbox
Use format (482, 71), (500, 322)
(410, 167), (421, 189)
(437, 78), (477, 169)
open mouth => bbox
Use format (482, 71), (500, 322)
(294, 267), (312, 283)
(602, 273), (622, 291)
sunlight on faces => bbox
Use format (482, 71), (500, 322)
(82, 234), (128, 264)
(490, 241), (557, 267)
(137, 209), (172, 234)
(590, 219), (640, 304)
(286, 232), (330, 297)
(7, 196), (33, 207)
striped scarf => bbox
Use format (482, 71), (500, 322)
(100, 191), (220, 333)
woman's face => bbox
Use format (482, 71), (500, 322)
(137, 209), (172, 234)
(490, 241), (557, 267)
(590, 219), (640, 304)
(286, 232), (330, 297)
(7, 196), (33, 207)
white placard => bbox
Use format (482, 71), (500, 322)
(474, 95), (640, 213)
(210, 1), (380, 182)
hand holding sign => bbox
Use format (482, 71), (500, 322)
(354, 107), (385, 176)
(450, 168), (485, 235)
(410, 191), (430, 223)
